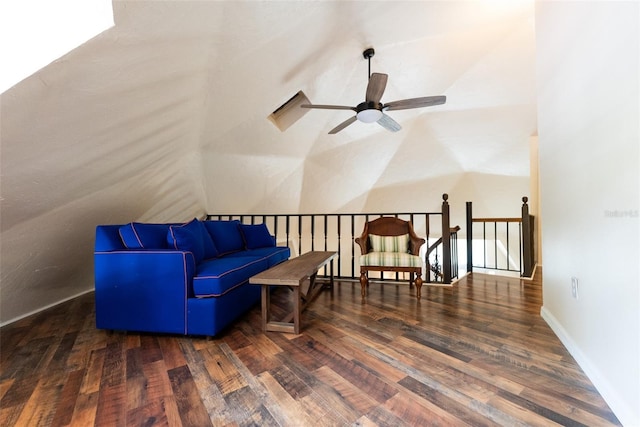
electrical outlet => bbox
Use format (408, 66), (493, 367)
(571, 277), (579, 299)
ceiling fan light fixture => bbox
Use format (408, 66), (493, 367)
(357, 109), (383, 123)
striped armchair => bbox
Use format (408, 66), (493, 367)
(355, 217), (426, 299)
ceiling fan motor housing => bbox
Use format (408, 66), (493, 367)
(356, 101), (383, 123)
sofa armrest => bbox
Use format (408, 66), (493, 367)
(94, 250), (196, 335)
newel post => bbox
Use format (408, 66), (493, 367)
(441, 194), (452, 284)
(521, 196), (534, 277)
(466, 201), (473, 274)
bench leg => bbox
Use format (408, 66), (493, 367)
(415, 273), (423, 300)
(261, 285), (270, 332)
(360, 271), (368, 298)
(293, 286), (301, 334)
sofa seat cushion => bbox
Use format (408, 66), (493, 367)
(360, 252), (422, 268)
(193, 256), (269, 297)
(225, 246), (291, 268)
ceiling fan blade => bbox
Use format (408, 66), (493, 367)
(383, 95), (446, 111)
(365, 73), (388, 104)
(301, 104), (356, 111)
(377, 113), (401, 132)
(328, 116), (357, 134)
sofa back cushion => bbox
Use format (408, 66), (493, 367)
(119, 223), (171, 249)
(96, 225), (127, 251)
(197, 221), (219, 259)
(167, 219), (218, 263)
(240, 223), (276, 249)
(203, 220), (244, 256)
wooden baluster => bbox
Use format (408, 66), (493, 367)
(441, 194), (452, 284)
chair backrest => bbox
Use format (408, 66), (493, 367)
(355, 217), (425, 255)
(365, 217), (412, 237)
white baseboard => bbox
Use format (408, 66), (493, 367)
(0, 288), (94, 328)
(540, 305), (637, 426)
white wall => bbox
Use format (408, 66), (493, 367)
(529, 135), (542, 264)
(0, 24), (210, 325)
(536, 2), (639, 425)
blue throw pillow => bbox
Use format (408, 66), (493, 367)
(199, 221), (219, 259)
(119, 223), (170, 249)
(240, 223), (276, 249)
(203, 220), (245, 255)
(167, 219), (217, 263)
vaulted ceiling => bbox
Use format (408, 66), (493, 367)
(1, 1), (536, 322)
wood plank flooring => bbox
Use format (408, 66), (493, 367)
(0, 270), (621, 426)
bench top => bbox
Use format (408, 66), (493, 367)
(249, 251), (337, 287)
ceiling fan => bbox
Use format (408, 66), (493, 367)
(301, 48), (446, 134)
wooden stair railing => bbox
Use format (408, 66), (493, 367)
(422, 194), (460, 284)
(207, 194), (460, 285)
(425, 225), (461, 282)
(466, 196), (535, 277)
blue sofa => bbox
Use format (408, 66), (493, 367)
(94, 218), (290, 336)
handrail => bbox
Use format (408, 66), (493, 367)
(472, 217), (521, 223)
(426, 226), (461, 256)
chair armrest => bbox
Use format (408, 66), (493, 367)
(405, 221), (426, 255)
(409, 236), (426, 255)
(355, 221), (371, 254)
(355, 236), (369, 255)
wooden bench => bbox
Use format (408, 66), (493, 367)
(249, 251), (337, 334)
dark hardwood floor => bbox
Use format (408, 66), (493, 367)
(0, 270), (621, 426)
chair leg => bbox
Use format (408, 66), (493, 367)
(415, 273), (423, 299)
(360, 271), (368, 298)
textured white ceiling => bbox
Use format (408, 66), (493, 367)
(1, 0), (536, 323)
(192, 0), (538, 214)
